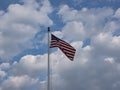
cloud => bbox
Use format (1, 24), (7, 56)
(0, 70), (6, 79)
(0, 1), (120, 90)
(0, 63), (10, 79)
(1, 39), (120, 90)
(0, 0), (53, 60)
(0, 63), (10, 70)
(45, 5), (120, 90)
(92, 32), (120, 58)
(11, 54), (47, 77)
(62, 21), (86, 41)
(47, 41), (120, 90)
(1, 75), (38, 90)
(114, 8), (120, 18)
(58, 5), (114, 41)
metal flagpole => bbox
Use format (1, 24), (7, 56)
(47, 27), (50, 90)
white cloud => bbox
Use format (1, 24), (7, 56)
(0, 63), (10, 79)
(46, 5), (120, 90)
(0, 70), (6, 79)
(62, 21), (86, 41)
(42, 41), (120, 90)
(58, 5), (114, 23)
(91, 32), (120, 58)
(114, 8), (120, 18)
(0, 1), (120, 90)
(104, 57), (115, 64)
(1, 75), (38, 90)
(3, 39), (119, 90)
(11, 54), (47, 77)
(0, 0), (53, 60)
(58, 5), (114, 41)
(58, 5), (78, 22)
(0, 63), (10, 70)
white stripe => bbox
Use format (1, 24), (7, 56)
(62, 49), (75, 55)
(59, 46), (76, 53)
(65, 53), (74, 58)
(60, 45), (76, 51)
(59, 41), (75, 50)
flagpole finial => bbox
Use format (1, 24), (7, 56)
(48, 27), (50, 32)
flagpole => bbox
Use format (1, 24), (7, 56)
(47, 27), (50, 90)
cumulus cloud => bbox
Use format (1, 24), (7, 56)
(0, 63), (10, 79)
(1, 39), (120, 90)
(1, 75), (38, 90)
(92, 32), (120, 58)
(0, 70), (6, 79)
(47, 5), (120, 90)
(62, 21), (85, 41)
(58, 5), (114, 41)
(7, 40), (120, 90)
(11, 54), (47, 77)
(0, 63), (10, 70)
(0, 1), (120, 90)
(0, 0), (53, 60)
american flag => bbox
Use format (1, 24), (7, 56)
(50, 34), (76, 61)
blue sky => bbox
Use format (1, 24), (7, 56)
(0, 0), (120, 90)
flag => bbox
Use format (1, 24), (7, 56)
(50, 34), (76, 61)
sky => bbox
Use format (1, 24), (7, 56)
(0, 0), (120, 90)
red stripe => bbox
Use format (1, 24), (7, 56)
(59, 48), (75, 57)
(59, 46), (76, 53)
(60, 47), (75, 55)
(65, 52), (74, 57)
(64, 53), (74, 59)
(59, 41), (75, 50)
(66, 53), (74, 57)
(63, 53), (74, 60)
(51, 40), (57, 42)
(60, 50), (74, 60)
(50, 45), (57, 48)
(59, 46), (75, 52)
(50, 40), (58, 48)
(60, 40), (70, 45)
(66, 54), (74, 60)
(62, 50), (75, 57)
(60, 40), (71, 46)
(63, 49), (75, 56)
(59, 43), (75, 51)
(60, 40), (74, 48)
(51, 42), (57, 45)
